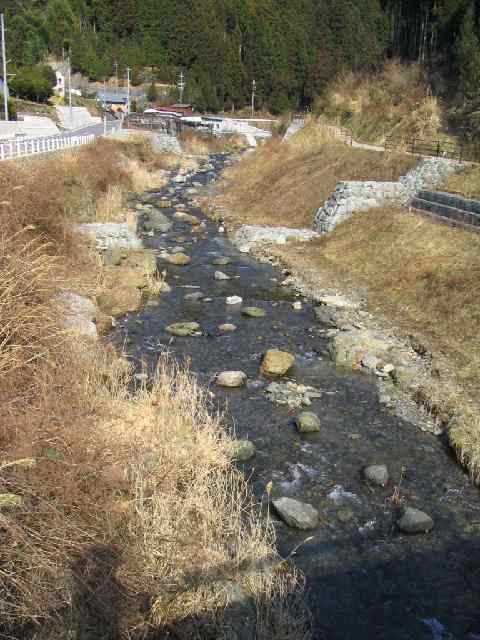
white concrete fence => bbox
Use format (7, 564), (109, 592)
(0, 133), (96, 162)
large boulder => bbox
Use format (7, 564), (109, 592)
(329, 329), (393, 368)
(165, 322), (201, 337)
(229, 439), (256, 462)
(216, 371), (247, 388)
(261, 349), (295, 376)
(96, 287), (142, 317)
(164, 253), (192, 266)
(363, 464), (389, 487)
(60, 292), (97, 339)
(143, 211), (172, 233)
(273, 497), (319, 530)
(295, 412), (320, 433)
(122, 250), (157, 275)
(233, 225), (319, 252)
(397, 507), (434, 534)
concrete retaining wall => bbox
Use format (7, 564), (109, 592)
(313, 158), (463, 234)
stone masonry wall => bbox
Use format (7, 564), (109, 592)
(313, 157), (462, 234)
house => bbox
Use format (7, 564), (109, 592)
(97, 90), (129, 114)
(51, 63), (82, 98)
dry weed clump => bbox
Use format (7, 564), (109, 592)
(0, 141), (309, 636)
(214, 124), (416, 229)
(316, 60), (444, 145)
(442, 164), (480, 200)
(179, 129), (246, 156)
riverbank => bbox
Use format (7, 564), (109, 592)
(0, 136), (307, 638)
(206, 132), (480, 483)
(111, 151), (480, 640)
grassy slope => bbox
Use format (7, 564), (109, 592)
(316, 61), (449, 146)
(214, 125), (416, 229)
(214, 124), (480, 480)
(442, 164), (480, 200)
(0, 137), (307, 637)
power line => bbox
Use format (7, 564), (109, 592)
(126, 67), (131, 115)
(178, 70), (186, 103)
(251, 79), (256, 117)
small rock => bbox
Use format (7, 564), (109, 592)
(379, 394), (392, 404)
(230, 440), (255, 462)
(173, 211), (200, 225)
(362, 354), (381, 371)
(216, 371), (247, 387)
(363, 464), (389, 487)
(184, 291), (204, 302)
(166, 322), (201, 337)
(242, 307), (267, 318)
(272, 497), (319, 530)
(261, 349), (295, 376)
(318, 294), (360, 309)
(295, 412), (320, 433)
(383, 363), (395, 374)
(336, 507), (354, 523)
(215, 271), (231, 281)
(314, 305), (339, 327)
(212, 257), (232, 266)
(226, 296), (243, 305)
(171, 246), (185, 253)
(219, 323), (237, 332)
(158, 199), (172, 208)
(397, 507), (434, 534)
(292, 301), (302, 310)
(165, 253), (191, 266)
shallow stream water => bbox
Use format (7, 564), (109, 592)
(111, 154), (480, 640)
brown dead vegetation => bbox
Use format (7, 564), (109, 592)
(261, 208), (480, 479)
(214, 125), (417, 229)
(0, 139), (309, 638)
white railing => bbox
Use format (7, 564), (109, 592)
(0, 133), (96, 162)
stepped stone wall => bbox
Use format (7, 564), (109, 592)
(313, 158), (462, 234)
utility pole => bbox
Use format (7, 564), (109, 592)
(1, 14), (8, 121)
(68, 56), (73, 126)
(251, 79), (256, 118)
(178, 70), (185, 104)
(126, 67), (131, 115)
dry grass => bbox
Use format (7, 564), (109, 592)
(317, 60), (446, 145)
(213, 125), (416, 229)
(179, 129), (246, 156)
(95, 184), (125, 222)
(442, 164), (480, 200)
(277, 207), (480, 389)
(0, 140), (309, 637)
(261, 207), (480, 479)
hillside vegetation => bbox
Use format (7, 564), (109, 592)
(317, 62), (445, 145)
(213, 123), (416, 229)
(4, 0), (480, 114)
(0, 139), (307, 638)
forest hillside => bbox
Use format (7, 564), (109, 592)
(3, 0), (480, 113)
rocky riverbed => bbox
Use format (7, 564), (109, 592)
(108, 153), (480, 640)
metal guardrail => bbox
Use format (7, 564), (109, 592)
(384, 136), (480, 162)
(0, 133), (96, 162)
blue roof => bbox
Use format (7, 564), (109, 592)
(97, 91), (127, 104)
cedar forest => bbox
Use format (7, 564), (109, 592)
(4, 0), (480, 113)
